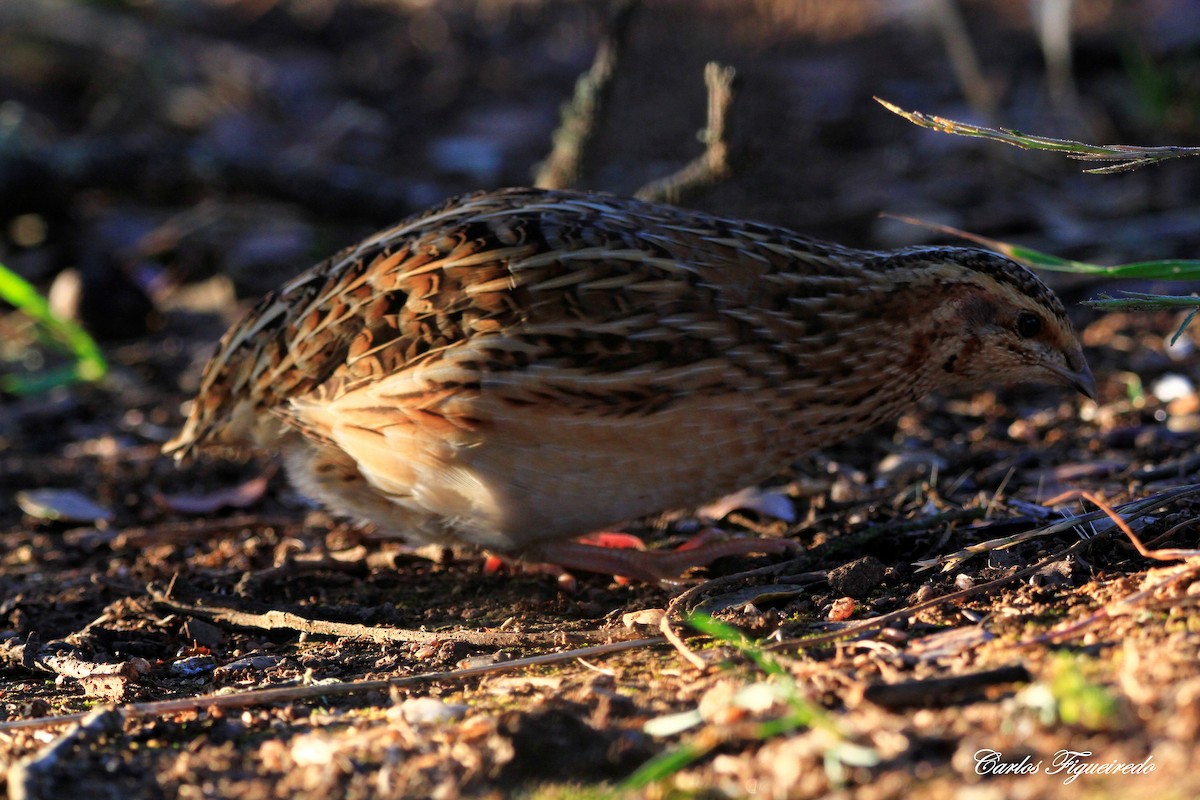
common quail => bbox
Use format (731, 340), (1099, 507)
(165, 188), (1094, 579)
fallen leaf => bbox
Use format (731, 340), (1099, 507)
(158, 473), (270, 514)
(696, 486), (796, 523)
(16, 488), (114, 523)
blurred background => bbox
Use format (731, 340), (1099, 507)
(2, 0), (1200, 502)
(5, 7), (1200, 792)
(3, 0), (1198, 306)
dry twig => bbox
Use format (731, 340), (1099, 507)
(0, 638), (663, 734)
(858, 664), (1032, 710)
(914, 484), (1200, 571)
(0, 634), (150, 700)
(150, 586), (646, 647)
(634, 62), (739, 205)
(771, 539), (1094, 652)
(533, 0), (640, 190)
(1015, 490), (1200, 646)
(655, 558), (813, 671)
(877, 97), (1200, 174)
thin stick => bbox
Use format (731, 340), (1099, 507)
(533, 0), (640, 189)
(150, 588), (645, 647)
(0, 638), (665, 734)
(771, 539), (1093, 651)
(657, 558), (812, 670)
(634, 62), (739, 205)
(859, 664), (1031, 709)
(1012, 489), (1200, 646)
(659, 614), (707, 671)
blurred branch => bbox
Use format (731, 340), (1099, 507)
(634, 62), (739, 205)
(926, 0), (996, 119)
(876, 97), (1200, 174)
(1084, 293), (1200, 310)
(533, 0), (641, 190)
(1033, 0), (1079, 108)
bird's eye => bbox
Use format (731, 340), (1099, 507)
(1016, 312), (1042, 339)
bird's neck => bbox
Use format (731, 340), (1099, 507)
(771, 269), (976, 446)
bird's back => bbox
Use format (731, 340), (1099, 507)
(165, 187), (871, 461)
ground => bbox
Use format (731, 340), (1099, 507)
(2, 1), (1200, 798)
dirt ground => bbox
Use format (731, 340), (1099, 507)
(3, 1), (1200, 798)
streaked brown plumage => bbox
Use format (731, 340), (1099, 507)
(165, 187), (1094, 578)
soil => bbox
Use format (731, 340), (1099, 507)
(2, 1), (1200, 798)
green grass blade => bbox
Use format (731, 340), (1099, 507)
(686, 613), (788, 678)
(883, 215), (1200, 279)
(1081, 293), (1200, 342)
(620, 743), (707, 790)
(0, 261), (107, 394)
(1173, 309), (1200, 345)
(1083, 291), (1200, 310)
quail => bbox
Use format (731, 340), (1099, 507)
(165, 188), (1095, 579)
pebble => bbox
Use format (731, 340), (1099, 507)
(827, 556), (887, 598)
(393, 696), (470, 725)
(169, 655), (216, 678)
(1152, 373), (1194, 403)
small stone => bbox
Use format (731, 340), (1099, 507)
(827, 556), (887, 598)
(394, 696), (470, 725)
(622, 608), (665, 628)
(911, 584), (939, 604)
(182, 618), (225, 651)
(169, 655), (216, 678)
(827, 597), (856, 622)
(1153, 373), (1194, 403)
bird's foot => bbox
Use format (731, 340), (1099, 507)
(522, 528), (795, 584)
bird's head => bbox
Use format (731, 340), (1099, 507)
(876, 247), (1095, 400)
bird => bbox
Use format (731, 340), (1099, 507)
(164, 187), (1095, 581)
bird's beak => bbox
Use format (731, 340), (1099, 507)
(1046, 357), (1096, 400)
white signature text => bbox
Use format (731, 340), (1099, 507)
(974, 749), (1156, 785)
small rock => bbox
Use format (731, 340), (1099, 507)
(877, 451), (948, 484)
(622, 608), (665, 628)
(827, 597), (857, 622)
(1153, 373), (1194, 403)
(394, 696), (470, 725)
(457, 651), (513, 669)
(911, 584), (939, 604)
(214, 654), (286, 680)
(827, 556), (887, 598)
(170, 655), (216, 678)
(1033, 558), (1074, 588)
